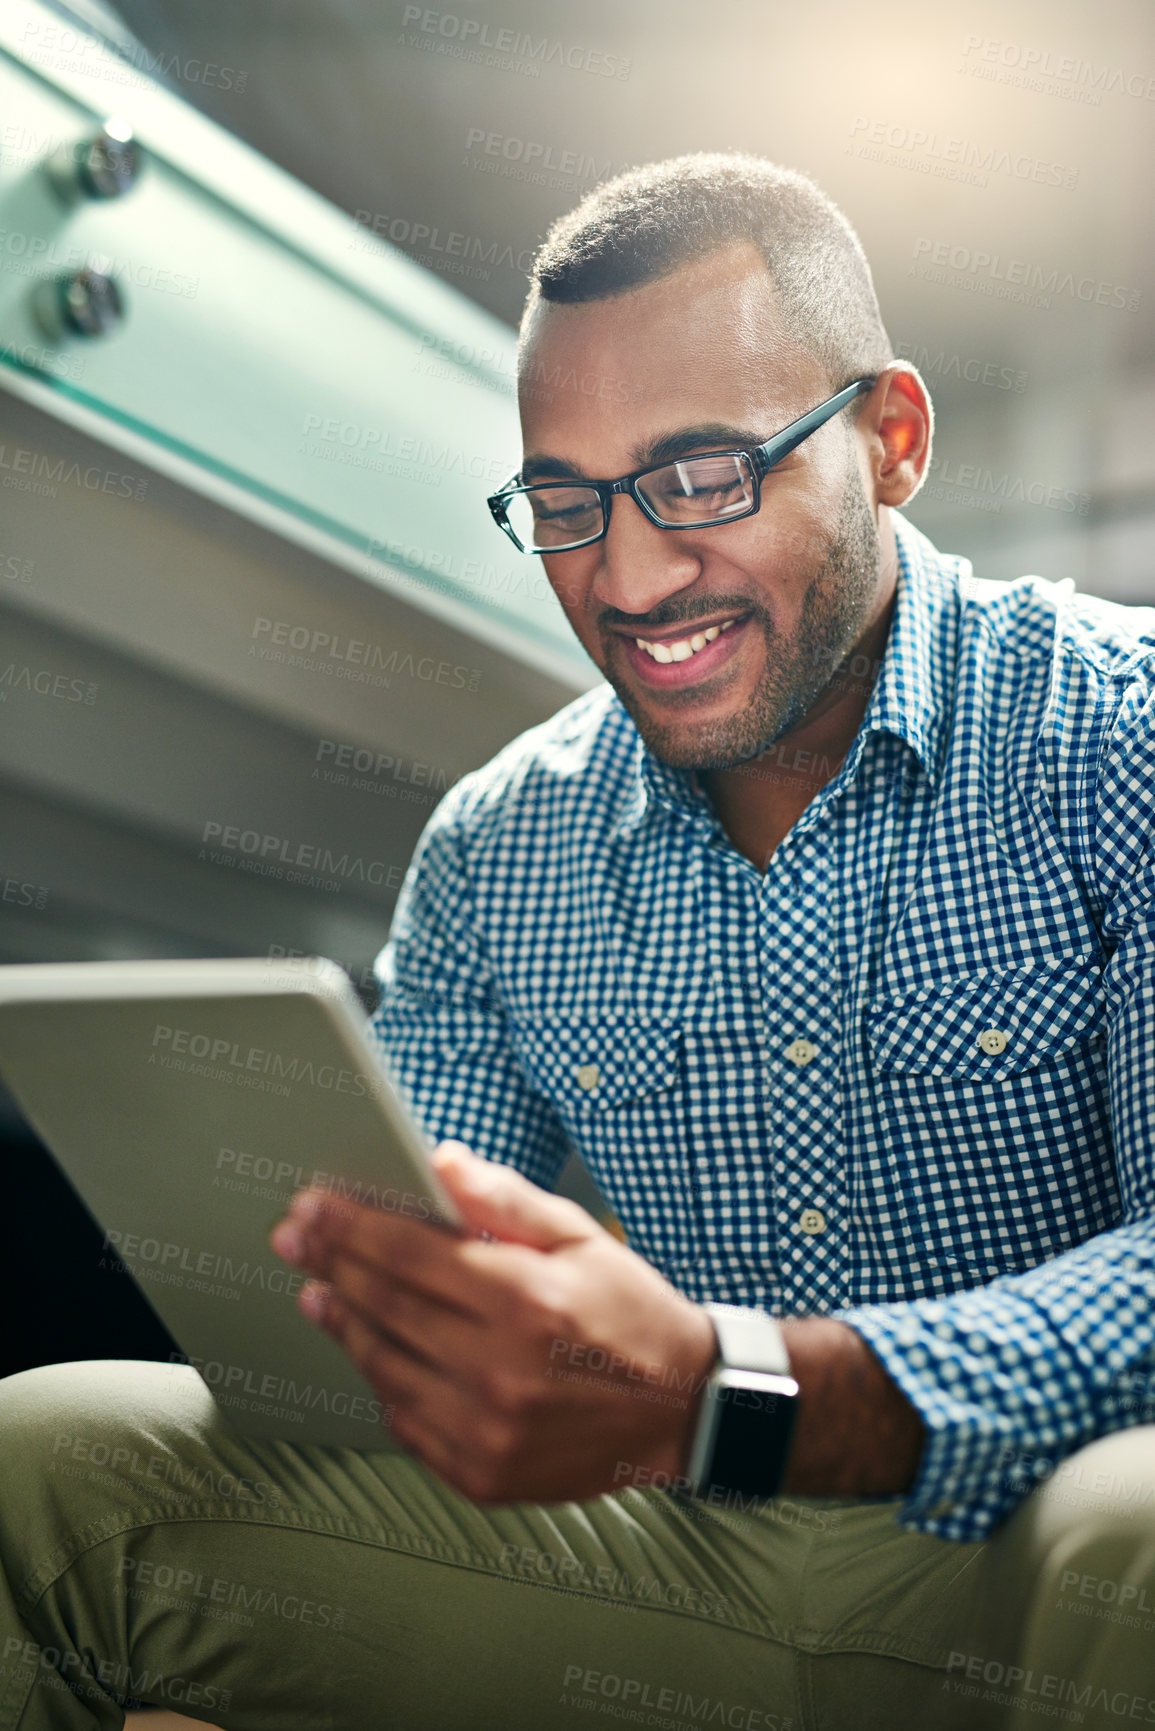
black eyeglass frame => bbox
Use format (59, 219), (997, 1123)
(486, 375), (878, 554)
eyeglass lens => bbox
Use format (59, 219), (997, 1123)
(636, 453), (755, 524)
(507, 452), (757, 551)
(505, 485), (602, 552)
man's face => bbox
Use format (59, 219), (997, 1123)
(516, 241), (886, 773)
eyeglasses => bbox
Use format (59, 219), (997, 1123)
(487, 376), (876, 555)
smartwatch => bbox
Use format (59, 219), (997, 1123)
(686, 1304), (800, 1502)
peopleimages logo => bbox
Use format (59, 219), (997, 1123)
(51, 1431), (278, 1507)
(313, 737), (463, 806)
(893, 339), (1027, 393)
(848, 116), (1078, 188)
(149, 1019), (388, 1095)
(909, 237), (1141, 312)
(0, 444), (148, 500)
(100, 1226), (303, 1300)
(364, 533), (559, 609)
(463, 128), (633, 190)
(0, 665), (98, 705)
(18, 18), (248, 93)
(350, 209), (535, 279)
(0, 229), (198, 298)
(923, 453), (1090, 515)
(959, 34), (1155, 103)
(0, 332), (85, 381)
(0, 1637), (230, 1720)
(169, 1351), (388, 1427)
(117, 1558), (345, 1629)
(199, 820), (406, 895)
(1, 875), (49, 910)
(944, 1651), (1155, 1722)
(249, 616), (480, 694)
(558, 1666), (788, 1729)
(398, 7), (632, 79)
(298, 413), (508, 484)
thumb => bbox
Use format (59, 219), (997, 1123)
(431, 1140), (595, 1250)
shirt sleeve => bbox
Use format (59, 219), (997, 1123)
(833, 673), (1155, 1543)
(367, 783), (573, 1194)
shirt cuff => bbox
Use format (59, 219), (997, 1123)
(833, 1289), (1097, 1543)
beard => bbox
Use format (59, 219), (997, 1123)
(607, 458), (883, 773)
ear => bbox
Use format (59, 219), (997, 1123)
(860, 366), (934, 509)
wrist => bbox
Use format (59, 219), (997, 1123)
(778, 1317), (925, 1496)
(652, 1304), (719, 1481)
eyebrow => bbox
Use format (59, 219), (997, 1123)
(518, 422), (770, 485)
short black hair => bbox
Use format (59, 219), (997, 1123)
(522, 151), (894, 391)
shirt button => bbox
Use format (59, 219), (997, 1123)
(785, 1038), (818, 1065)
(576, 1063), (600, 1091)
(977, 1029), (1008, 1055)
(798, 1207), (827, 1235)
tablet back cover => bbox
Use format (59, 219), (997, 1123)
(0, 986), (441, 1451)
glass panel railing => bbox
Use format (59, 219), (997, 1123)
(0, 0), (596, 687)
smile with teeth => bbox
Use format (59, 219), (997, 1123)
(634, 617), (740, 663)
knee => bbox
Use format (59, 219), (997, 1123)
(0, 1358), (212, 1450)
(1032, 1427), (1155, 1575)
(0, 1360), (216, 1541)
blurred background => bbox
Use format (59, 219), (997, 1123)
(0, 0), (1149, 1372)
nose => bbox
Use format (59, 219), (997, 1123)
(591, 489), (702, 620)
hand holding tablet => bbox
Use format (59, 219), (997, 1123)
(0, 955), (463, 1449)
(0, 953), (718, 1499)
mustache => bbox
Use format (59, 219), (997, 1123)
(604, 604), (763, 633)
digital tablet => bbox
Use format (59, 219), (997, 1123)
(0, 955), (463, 1450)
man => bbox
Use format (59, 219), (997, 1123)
(1, 152), (1153, 1730)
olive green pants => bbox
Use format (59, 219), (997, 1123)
(1, 1361), (1153, 1730)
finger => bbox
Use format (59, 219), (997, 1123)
(277, 1191), (536, 1315)
(319, 1250), (488, 1371)
(431, 1142), (597, 1250)
(307, 1284), (502, 1494)
(274, 1193), (462, 1297)
(306, 1283), (461, 1455)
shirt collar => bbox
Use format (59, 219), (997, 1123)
(615, 512), (958, 838)
(856, 512), (955, 792)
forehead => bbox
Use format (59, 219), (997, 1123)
(517, 241), (824, 458)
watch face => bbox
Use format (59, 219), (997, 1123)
(707, 1370), (799, 1502)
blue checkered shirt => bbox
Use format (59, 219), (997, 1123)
(370, 512), (1155, 1542)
